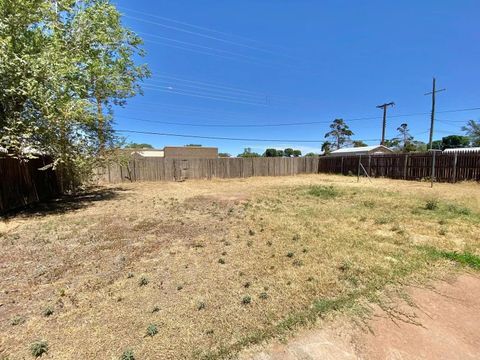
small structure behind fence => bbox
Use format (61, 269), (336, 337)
(0, 156), (59, 214)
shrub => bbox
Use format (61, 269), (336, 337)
(259, 292), (268, 300)
(120, 349), (135, 360)
(146, 324), (158, 337)
(42, 307), (54, 317)
(425, 199), (438, 210)
(242, 295), (252, 305)
(286, 252), (294, 258)
(138, 276), (149, 287)
(197, 301), (206, 310)
(292, 259), (304, 267)
(30, 340), (48, 357)
(10, 316), (25, 326)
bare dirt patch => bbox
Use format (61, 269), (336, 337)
(242, 273), (480, 360)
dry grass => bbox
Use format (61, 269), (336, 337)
(1, 174), (479, 359)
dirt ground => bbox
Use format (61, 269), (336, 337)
(1, 174), (479, 359)
(241, 273), (480, 359)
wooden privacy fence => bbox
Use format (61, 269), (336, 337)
(318, 151), (480, 182)
(0, 156), (59, 214)
(96, 157), (321, 183)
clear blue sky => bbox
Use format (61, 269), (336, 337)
(112, 0), (480, 155)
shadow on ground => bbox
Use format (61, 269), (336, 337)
(1, 187), (126, 219)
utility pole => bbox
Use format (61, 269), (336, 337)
(376, 102), (395, 145)
(424, 77), (446, 150)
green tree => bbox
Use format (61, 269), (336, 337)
(321, 141), (332, 155)
(396, 123), (413, 150)
(125, 143), (154, 149)
(352, 140), (367, 147)
(264, 148), (279, 157)
(284, 148), (294, 157)
(324, 119), (353, 149)
(0, 0), (149, 190)
(292, 149), (302, 157)
(237, 148), (260, 158)
(462, 120), (480, 146)
(218, 152), (231, 158)
(304, 152), (318, 157)
(440, 135), (471, 149)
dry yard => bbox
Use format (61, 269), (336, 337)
(1, 174), (479, 359)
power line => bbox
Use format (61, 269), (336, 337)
(142, 86), (268, 106)
(115, 129), (381, 144)
(116, 106), (480, 128)
(143, 80), (267, 102)
(139, 33), (278, 67)
(118, 7), (295, 59)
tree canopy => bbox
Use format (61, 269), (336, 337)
(324, 119), (353, 150)
(462, 120), (480, 146)
(0, 0), (149, 189)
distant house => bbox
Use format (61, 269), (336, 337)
(329, 145), (393, 157)
(131, 149), (165, 158)
(131, 146), (218, 159)
(443, 147), (480, 154)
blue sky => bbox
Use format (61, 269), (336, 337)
(112, 0), (480, 155)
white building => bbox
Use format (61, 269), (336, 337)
(329, 145), (393, 157)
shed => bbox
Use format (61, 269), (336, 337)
(329, 145), (393, 157)
(163, 146), (218, 159)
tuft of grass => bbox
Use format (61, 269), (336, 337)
(425, 199), (438, 210)
(292, 259), (304, 267)
(307, 185), (339, 199)
(152, 306), (160, 313)
(446, 203), (471, 216)
(10, 316), (25, 326)
(30, 340), (48, 358)
(420, 246), (480, 269)
(259, 292), (268, 300)
(197, 301), (206, 311)
(146, 324), (158, 337)
(120, 349), (135, 360)
(218, 258), (225, 264)
(138, 276), (149, 287)
(42, 307), (54, 317)
(286, 252), (294, 258)
(242, 296), (252, 305)
(127, 272), (134, 279)
(375, 216), (392, 225)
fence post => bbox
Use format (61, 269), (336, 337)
(431, 151), (437, 188)
(403, 154), (408, 180)
(357, 155), (362, 182)
(368, 155), (371, 177)
(341, 157), (344, 175)
(452, 152), (458, 183)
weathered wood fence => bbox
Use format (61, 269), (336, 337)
(96, 157), (321, 183)
(97, 151), (480, 184)
(0, 156), (59, 214)
(318, 151), (480, 182)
